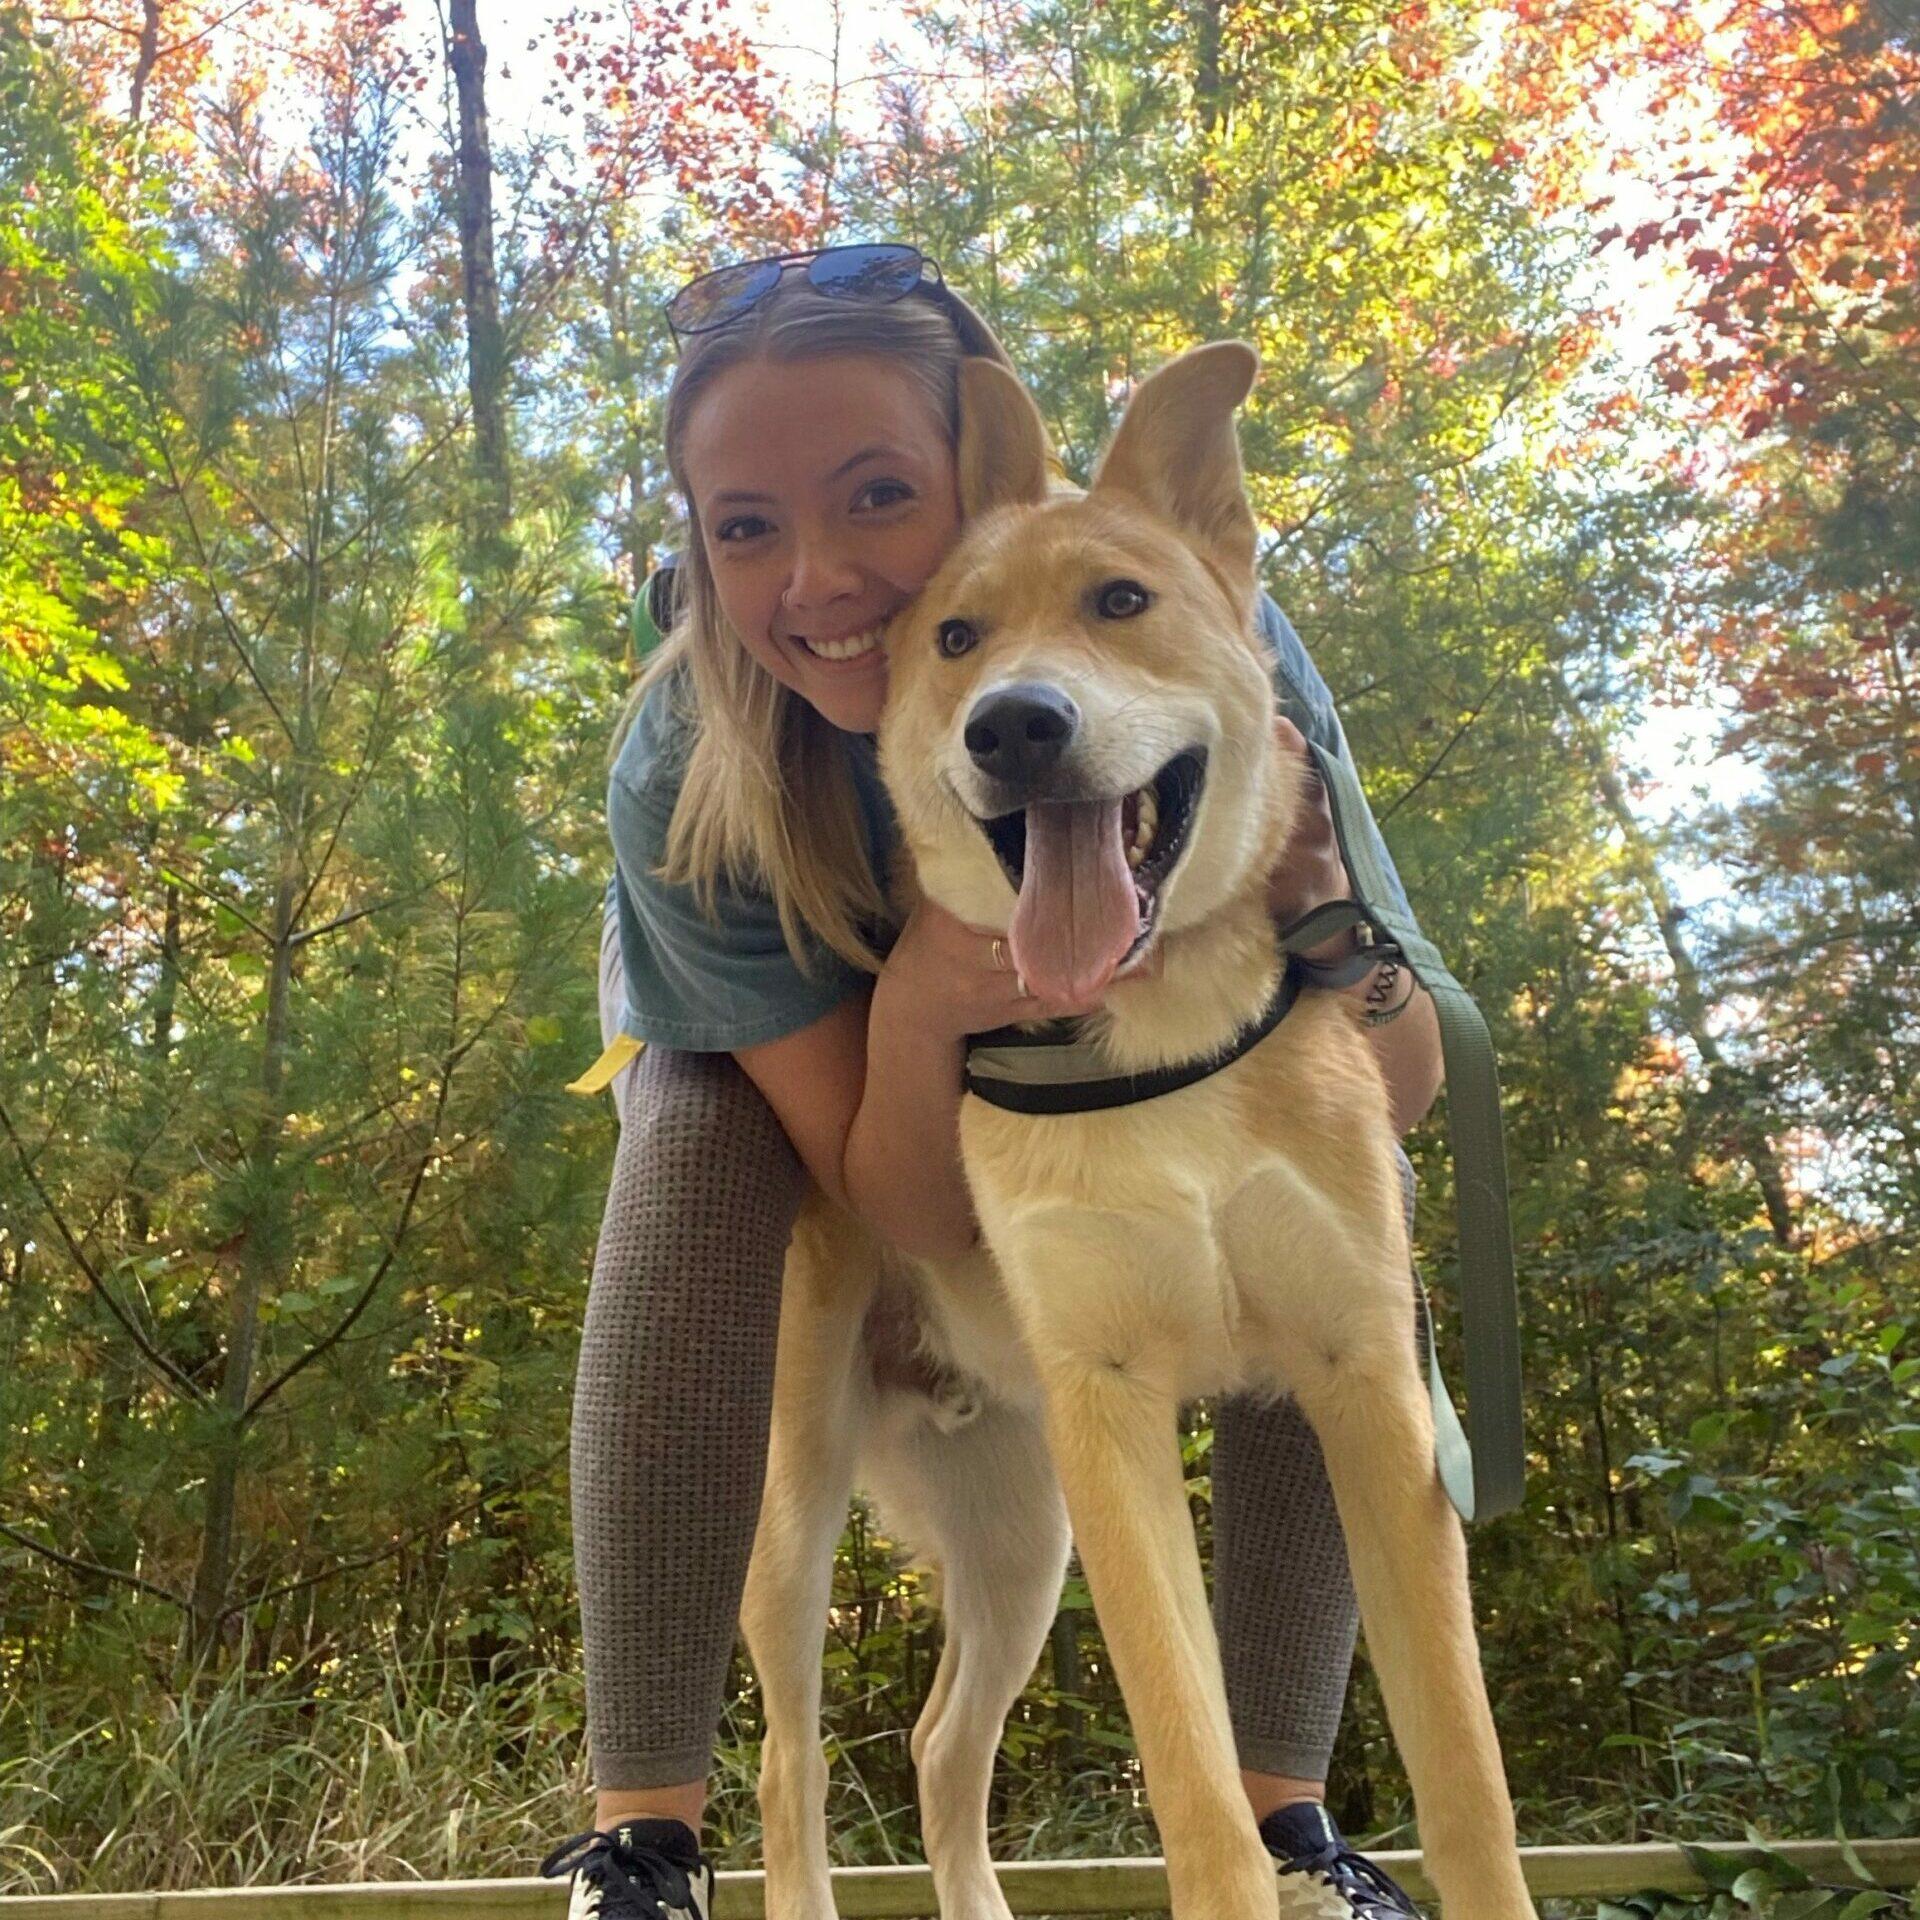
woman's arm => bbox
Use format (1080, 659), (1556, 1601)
(1332, 956), (1444, 1138)
(1266, 716), (1446, 1137)
(844, 969), (974, 1257)
(735, 903), (1044, 1262)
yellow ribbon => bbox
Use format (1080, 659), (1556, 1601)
(566, 1032), (645, 1096)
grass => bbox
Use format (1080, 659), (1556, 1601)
(2, 1632), (590, 1896)
(0, 1625), (1857, 1900)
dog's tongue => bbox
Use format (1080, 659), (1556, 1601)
(1008, 800), (1141, 1007)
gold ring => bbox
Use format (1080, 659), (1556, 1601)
(991, 937), (1008, 973)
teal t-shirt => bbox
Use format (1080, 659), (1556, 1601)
(606, 593), (1416, 1054)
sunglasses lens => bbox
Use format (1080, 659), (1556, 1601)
(809, 244), (923, 302)
(669, 258), (783, 334)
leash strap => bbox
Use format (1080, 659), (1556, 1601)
(1301, 737), (1524, 1522)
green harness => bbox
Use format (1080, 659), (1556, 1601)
(962, 736), (1524, 1524)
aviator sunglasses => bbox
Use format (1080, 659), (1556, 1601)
(664, 243), (947, 342)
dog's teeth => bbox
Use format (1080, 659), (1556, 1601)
(1131, 784), (1158, 857)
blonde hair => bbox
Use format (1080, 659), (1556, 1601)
(629, 270), (1017, 975)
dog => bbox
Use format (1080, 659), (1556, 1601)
(738, 343), (1536, 1920)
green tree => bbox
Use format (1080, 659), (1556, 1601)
(2, 1), (613, 1681)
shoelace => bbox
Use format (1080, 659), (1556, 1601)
(539, 1829), (701, 1920)
(1278, 1838), (1421, 1917)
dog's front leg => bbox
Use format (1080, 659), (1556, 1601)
(1238, 1165), (1536, 1920)
(1001, 1207), (1278, 1920)
(741, 1213), (874, 1920)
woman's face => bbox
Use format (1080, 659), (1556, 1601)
(680, 352), (962, 734)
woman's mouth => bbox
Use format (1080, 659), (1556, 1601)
(793, 622), (886, 664)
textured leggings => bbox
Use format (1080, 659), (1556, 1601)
(574, 917), (1412, 1790)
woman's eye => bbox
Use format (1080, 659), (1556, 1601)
(856, 479), (915, 511)
(716, 515), (771, 544)
(1097, 578), (1151, 619)
(937, 619), (980, 659)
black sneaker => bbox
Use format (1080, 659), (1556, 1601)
(1260, 1802), (1429, 1920)
(540, 1818), (714, 1920)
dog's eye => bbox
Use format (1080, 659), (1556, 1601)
(1097, 579), (1151, 619)
(937, 619), (980, 659)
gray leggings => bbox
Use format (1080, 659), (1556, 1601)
(575, 921), (1406, 1791)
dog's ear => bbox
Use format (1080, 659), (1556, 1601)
(1091, 341), (1260, 590)
(957, 358), (1052, 520)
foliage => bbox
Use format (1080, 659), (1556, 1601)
(0, 6), (173, 806)
(2, 0), (1914, 1896)
(1604, 1837), (1910, 1920)
(1618, 1269), (1918, 1829)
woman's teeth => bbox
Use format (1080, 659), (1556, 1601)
(798, 624), (883, 662)
(1125, 783), (1158, 871)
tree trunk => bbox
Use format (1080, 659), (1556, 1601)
(128, 868), (180, 1250)
(1188, 0), (1224, 231)
(178, 868), (296, 1675)
(448, 0), (510, 529)
(129, 0), (161, 126)
(1551, 671), (1798, 1245)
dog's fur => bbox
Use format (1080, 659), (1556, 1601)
(739, 345), (1535, 1920)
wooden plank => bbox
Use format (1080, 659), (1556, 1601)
(2, 1839), (1914, 1917)
(1513, 1842), (1920, 1901)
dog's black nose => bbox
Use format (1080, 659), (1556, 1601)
(964, 683), (1080, 786)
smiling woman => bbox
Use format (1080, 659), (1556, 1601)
(552, 254), (1447, 1920)
(678, 357), (959, 732)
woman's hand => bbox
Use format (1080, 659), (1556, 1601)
(1263, 714), (1445, 1132)
(844, 898), (1052, 1263)
(1266, 714), (1361, 964)
(877, 898), (1072, 1040)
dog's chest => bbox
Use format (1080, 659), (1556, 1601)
(949, 1047), (1378, 1393)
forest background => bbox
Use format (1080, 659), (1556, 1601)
(2, 0), (1915, 1898)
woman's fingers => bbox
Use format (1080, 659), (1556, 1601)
(907, 899), (1108, 1030)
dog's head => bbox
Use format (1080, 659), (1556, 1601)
(879, 343), (1292, 1008)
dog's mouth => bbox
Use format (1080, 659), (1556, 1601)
(974, 750), (1207, 1004)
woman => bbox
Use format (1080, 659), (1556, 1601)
(541, 247), (1442, 1920)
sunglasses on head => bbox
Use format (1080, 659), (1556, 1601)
(664, 243), (947, 342)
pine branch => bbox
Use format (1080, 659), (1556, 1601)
(0, 1518), (191, 1613)
(0, 1100), (207, 1402)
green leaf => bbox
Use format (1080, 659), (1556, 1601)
(1769, 1892), (1839, 1920)
(1683, 1847), (1748, 1893)
(1834, 1833), (1878, 1887)
(1832, 1896), (1894, 1920)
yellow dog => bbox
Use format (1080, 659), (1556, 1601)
(740, 343), (1534, 1920)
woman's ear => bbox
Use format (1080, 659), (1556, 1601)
(957, 359), (1053, 520)
(1090, 341), (1260, 590)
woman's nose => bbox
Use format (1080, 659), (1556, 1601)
(782, 534), (863, 618)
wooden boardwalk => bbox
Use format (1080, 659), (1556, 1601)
(2, 1839), (1915, 1917)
